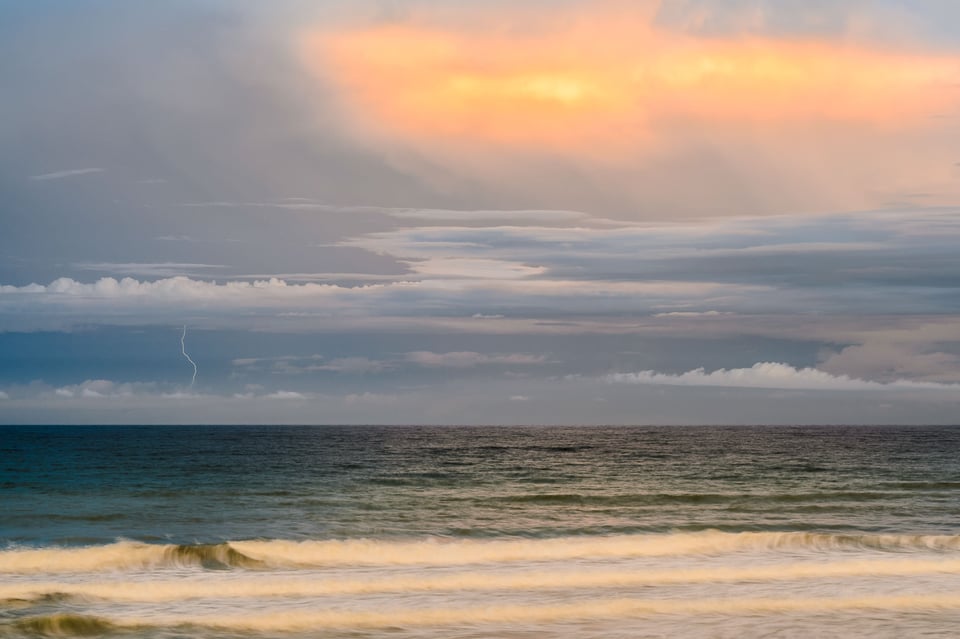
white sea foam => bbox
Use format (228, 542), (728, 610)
(3, 556), (960, 602)
(90, 592), (960, 630)
(5, 531), (960, 574)
(6, 533), (960, 637)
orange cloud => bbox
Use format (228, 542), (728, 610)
(303, 15), (959, 152)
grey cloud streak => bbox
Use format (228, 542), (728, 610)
(29, 168), (104, 181)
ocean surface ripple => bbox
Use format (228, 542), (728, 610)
(3, 425), (960, 638)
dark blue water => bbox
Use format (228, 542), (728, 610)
(4, 425), (960, 545)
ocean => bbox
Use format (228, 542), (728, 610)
(3, 425), (960, 638)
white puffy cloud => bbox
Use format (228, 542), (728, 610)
(606, 362), (960, 392)
(0, 276), (363, 300)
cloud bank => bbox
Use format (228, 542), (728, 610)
(606, 362), (960, 392)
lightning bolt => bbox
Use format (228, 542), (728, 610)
(181, 325), (198, 387)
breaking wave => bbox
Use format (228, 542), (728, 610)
(0, 542), (263, 574)
(4, 531), (960, 574)
(9, 594), (960, 635)
(3, 556), (960, 603)
(13, 614), (118, 637)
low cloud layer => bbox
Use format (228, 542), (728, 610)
(1, 372), (956, 426)
(606, 362), (960, 392)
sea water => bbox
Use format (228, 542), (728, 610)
(3, 425), (960, 637)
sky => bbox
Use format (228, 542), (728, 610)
(1, 0), (959, 424)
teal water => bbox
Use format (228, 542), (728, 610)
(3, 425), (960, 637)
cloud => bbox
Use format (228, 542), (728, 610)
(155, 235), (207, 243)
(818, 329), (960, 384)
(404, 257), (546, 280)
(232, 355), (322, 367)
(0, 391), (8, 400)
(178, 200), (591, 225)
(2, 207), (959, 338)
(29, 168), (104, 181)
(343, 392), (398, 405)
(310, 358), (390, 374)
(264, 390), (307, 400)
(339, 208), (960, 316)
(233, 352), (545, 374)
(385, 208), (590, 224)
(0, 275), (377, 302)
(4, 372), (957, 426)
(606, 362), (960, 391)
(30, 379), (314, 403)
(75, 263), (226, 277)
(405, 351), (547, 368)
(0, 273), (761, 333)
(298, 2), (960, 216)
(312, 10), (956, 148)
(653, 311), (732, 318)
(232, 355), (390, 375)
(51, 379), (157, 399)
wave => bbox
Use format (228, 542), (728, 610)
(4, 556), (960, 603)
(151, 593), (960, 630)
(150, 592), (960, 629)
(4, 531), (960, 574)
(225, 532), (960, 567)
(0, 542), (263, 574)
(10, 593), (960, 634)
(163, 543), (265, 570)
(12, 614), (118, 637)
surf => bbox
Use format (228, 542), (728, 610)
(5, 531), (960, 574)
